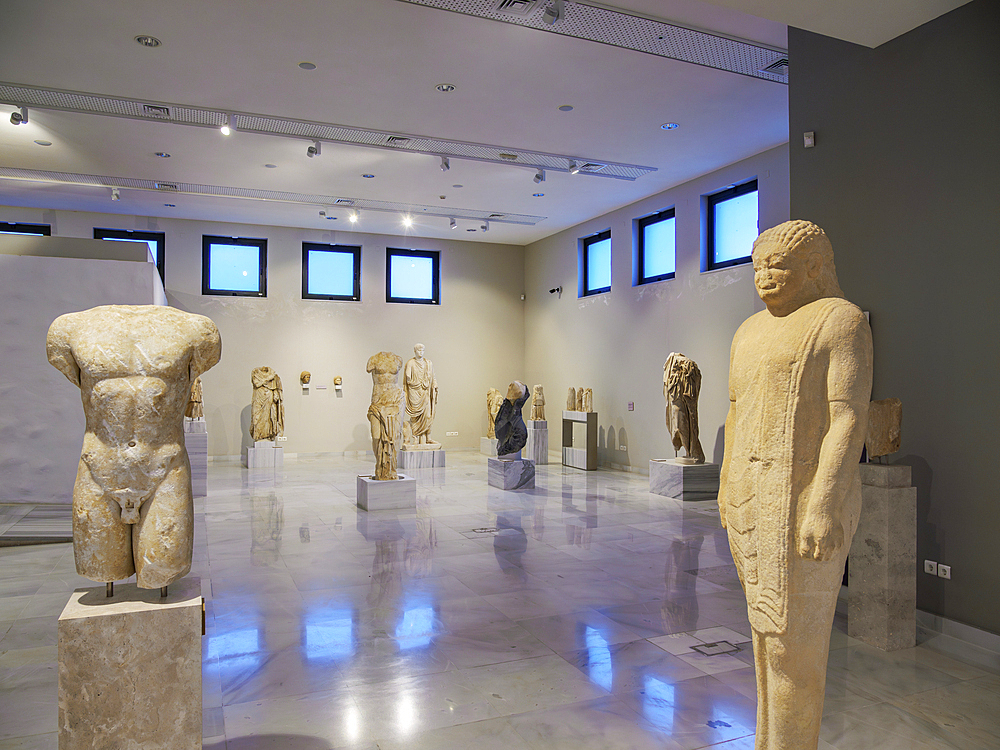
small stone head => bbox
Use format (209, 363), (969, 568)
(300, 371), (311, 385)
(414, 343), (425, 358)
(507, 381), (528, 402)
(333, 376), (343, 386)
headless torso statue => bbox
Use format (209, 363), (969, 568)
(46, 305), (221, 589)
(367, 352), (403, 480)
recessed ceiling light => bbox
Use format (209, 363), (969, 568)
(436, 83), (456, 93)
(558, 105), (574, 112)
(34, 140), (52, 147)
(439, 195), (446, 200)
(452, 184), (463, 188)
(264, 163), (277, 168)
(163, 203), (175, 207)
(402, 215), (413, 228)
(326, 216), (337, 220)
(298, 62), (317, 70)
(362, 173), (375, 178)
(154, 152), (170, 158)
(532, 193), (544, 197)
(661, 122), (679, 130)
(135, 35), (161, 48)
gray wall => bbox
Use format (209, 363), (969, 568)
(0, 206), (526, 459)
(523, 145), (789, 471)
(787, 0), (1000, 634)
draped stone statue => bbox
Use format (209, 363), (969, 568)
(582, 388), (593, 413)
(495, 381), (530, 457)
(575, 387), (584, 412)
(46, 305), (221, 589)
(719, 220), (872, 750)
(403, 343), (439, 447)
(184, 376), (203, 419)
(530, 384), (545, 421)
(486, 387), (504, 438)
(367, 352), (403, 480)
(250, 367), (284, 441)
(663, 352), (705, 464)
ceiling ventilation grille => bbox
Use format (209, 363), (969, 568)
(0, 82), (655, 180)
(142, 104), (171, 118)
(398, 0), (788, 83)
(759, 57), (789, 76)
(493, 0), (539, 16)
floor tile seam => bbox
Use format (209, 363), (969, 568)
(832, 701), (989, 748)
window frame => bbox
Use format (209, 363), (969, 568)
(636, 208), (676, 285)
(706, 178), (758, 271)
(581, 229), (612, 297)
(94, 227), (166, 283)
(201, 235), (267, 297)
(0, 222), (51, 236)
(385, 247), (440, 305)
(301, 242), (362, 301)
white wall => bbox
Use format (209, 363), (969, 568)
(523, 145), (789, 471)
(0, 206), (526, 458)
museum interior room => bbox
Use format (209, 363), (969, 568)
(1, 1), (998, 748)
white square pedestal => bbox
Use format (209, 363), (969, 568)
(357, 474), (417, 510)
(183, 419), (207, 497)
(480, 437), (498, 457)
(649, 459), (720, 501)
(243, 440), (284, 469)
(399, 448), (446, 469)
(526, 421), (548, 465)
(488, 457), (535, 490)
(848, 463), (917, 651)
(58, 577), (203, 750)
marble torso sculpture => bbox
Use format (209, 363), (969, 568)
(663, 353), (705, 464)
(582, 388), (593, 413)
(566, 387), (576, 411)
(530, 384), (545, 421)
(367, 352), (403, 480)
(46, 305), (222, 589)
(719, 220), (872, 750)
(486, 387), (504, 438)
(250, 366), (284, 441)
(495, 381), (530, 457)
(185, 376), (203, 419)
(403, 343), (439, 446)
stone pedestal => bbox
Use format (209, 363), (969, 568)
(849, 463), (917, 651)
(399, 448), (446, 469)
(488, 457), (535, 490)
(526, 420), (548, 465)
(649, 459), (720, 501)
(243, 439), (284, 469)
(357, 474), (416, 511)
(183, 419), (207, 497)
(58, 577), (203, 750)
(480, 437), (498, 457)
(562, 411), (597, 471)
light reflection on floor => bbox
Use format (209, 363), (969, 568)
(1, 452), (998, 749)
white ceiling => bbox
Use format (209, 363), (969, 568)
(0, 0), (965, 246)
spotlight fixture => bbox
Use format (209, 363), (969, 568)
(449, 218), (457, 230)
(349, 210), (360, 223)
(307, 141), (321, 158)
(533, 169), (545, 184)
(661, 122), (679, 130)
(220, 113), (236, 136)
(111, 188), (121, 201)
(568, 161), (580, 174)
(542, 0), (565, 25)
(298, 62), (317, 70)
(9, 106), (27, 125)
(402, 215), (413, 228)
(440, 156), (450, 172)
(134, 35), (161, 48)
(154, 152), (171, 158)
(549, 286), (563, 295)
(435, 83), (456, 93)
(481, 221), (490, 232)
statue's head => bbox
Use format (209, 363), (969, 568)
(532, 384), (543, 396)
(507, 381), (528, 402)
(414, 343), (425, 358)
(300, 371), (311, 384)
(752, 220), (844, 316)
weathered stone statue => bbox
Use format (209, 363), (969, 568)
(403, 343), (439, 446)
(719, 220), (872, 750)
(582, 388), (593, 413)
(184, 376), (204, 419)
(300, 371), (311, 385)
(663, 353), (705, 464)
(867, 397), (902, 459)
(367, 352), (403, 480)
(566, 387), (576, 411)
(250, 367), (284, 441)
(486, 387), (504, 438)
(46, 305), (221, 589)
(530, 384), (545, 421)
(495, 381), (530, 457)
(575, 386), (584, 412)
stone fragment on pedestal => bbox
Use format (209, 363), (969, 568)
(649, 459), (720, 501)
(58, 577), (203, 750)
(487, 457), (535, 490)
(848, 462), (917, 651)
(357, 474), (417, 510)
(526, 420), (548, 465)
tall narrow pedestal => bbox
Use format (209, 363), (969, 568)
(357, 474), (417, 511)
(183, 418), (207, 497)
(526, 420), (549, 465)
(849, 463), (917, 651)
(480, 437), (498, 457)
(58, 577), (203, 750)
(562, 411), (597, 471)
(488, 457), (535, 490)
(243, 439), (284, 469)
(649, 459), (720, 501)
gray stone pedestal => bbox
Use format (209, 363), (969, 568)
(649, 459), (720, 501)
(526, 420), (548, 465)
(357, 474), (417, 511)
(849, 463), (917, 651)
(562, 411), (597, 470)
(243, 439), (284, 469)
(183, 419), (207, 497)
(58, 577), (203, 750)
(488, 457), (535, 490)
(399, 448), (446, 469)
(480, 437), (498, 457)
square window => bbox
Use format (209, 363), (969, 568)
(302, 243), (361, 301)
(637, 209), (675, 284)
(707, 179), (758, 270)
(94, 228), (165, 283)
(386, 248), (439, 304)
(0, 222), (50, 236)
(581, 230), (611, 296)
(202, 235), (267, 296)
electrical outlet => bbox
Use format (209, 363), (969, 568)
(938, 564), (951, 580)
(618, 445), (627, 451)
(277, 436), (288, 442)
(924, 560), (938, 575)
(446, 431), (458, 436)
(627, 402), (634, 411)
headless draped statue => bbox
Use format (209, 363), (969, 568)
(250, 367), (284, 441)
(663, 352), (705, 464)
(367, 352), (403, 480)
(486, 387), (504, 439)
(530, 384), (545, 421)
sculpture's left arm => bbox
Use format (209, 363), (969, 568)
(797, 306), (873, 561)
(189, 316), (222, 381)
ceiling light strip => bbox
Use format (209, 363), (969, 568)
(0, 167), (546, 225)
(0, 82), (655, 181)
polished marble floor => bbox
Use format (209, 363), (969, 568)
(1, 452), (999, 749)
